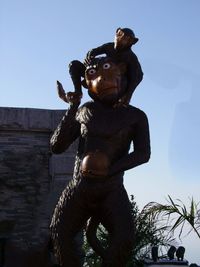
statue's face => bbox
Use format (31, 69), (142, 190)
(114, 29), (133, 49)
(85, 58), (127, 105)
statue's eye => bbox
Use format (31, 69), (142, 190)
(103, 63), (111, 69)
(88, 68), (96, 75)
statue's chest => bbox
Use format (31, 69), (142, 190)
(77, 105), (134, 138)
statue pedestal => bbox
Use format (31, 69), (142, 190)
(144, 259), (189, 267)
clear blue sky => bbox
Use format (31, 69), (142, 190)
(1, 0), (200, 263)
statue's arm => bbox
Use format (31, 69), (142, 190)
(86, 43), (108, 59)
(128, 56), (143, 91)
(109, 110), (150, 175)
(121, 54), (143, 104)
(50, 104), (80, 154)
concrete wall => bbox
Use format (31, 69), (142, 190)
(0, 107), (77, 262)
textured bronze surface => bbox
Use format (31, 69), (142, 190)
(50, 57), (150, 267)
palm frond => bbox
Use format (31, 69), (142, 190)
(144, 195), (200, 240)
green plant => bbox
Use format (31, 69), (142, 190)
(83, 196), (174, 267)
(143, 195), (200, 239)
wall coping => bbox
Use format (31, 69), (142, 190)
(0, 107), (66, 132)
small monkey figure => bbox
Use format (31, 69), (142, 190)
(68, 27), (143, 106)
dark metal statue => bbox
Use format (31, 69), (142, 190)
(66, 27), (143, 106)
(50, 56), (150, 267)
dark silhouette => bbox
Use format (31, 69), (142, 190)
(176, 246), (185, 261)
(167, 245), (176, 260)
(50, 57), (150, 267)
(68, 27), (143, 106)
(151, 246), (158, 262)
(0, 238), (6, 267)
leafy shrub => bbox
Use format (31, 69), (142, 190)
(83, 195), (174, 267)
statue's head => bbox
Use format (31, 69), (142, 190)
(85, 57), (127, 106)
(114, 27), (138, 50)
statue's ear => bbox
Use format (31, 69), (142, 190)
(118, 62), (127, 74)
(116, 27), (121, 33)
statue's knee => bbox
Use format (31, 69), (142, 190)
(69, 60), (85, 77)
(69, 60), (81, 72)
(69, 60), (80, 68)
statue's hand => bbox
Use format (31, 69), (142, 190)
(57, 80), (82, 105)
(65, 92), (82, 105)
(86, 49), (95, 59)
(57, 81), (68, 102)
(84, 49), (95, 66)
(84, 56), (94, 66)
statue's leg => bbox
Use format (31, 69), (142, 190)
(68, 60), (85, 94)
(101, 184), (135, 267)
(50, 183), (89, 267)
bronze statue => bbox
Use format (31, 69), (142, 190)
(67, 27), (143, 106)
(50, 56), (150, 267)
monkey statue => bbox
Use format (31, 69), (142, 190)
(50, 56), (150, 267)
(67, 27), (143, 106)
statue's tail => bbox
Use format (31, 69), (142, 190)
(86, 217), (106, 259)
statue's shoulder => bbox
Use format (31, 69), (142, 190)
(126, 105), (148, 120)
(126, 104), (143, 113)
(78, 101), (94, 111)
(102, 42), (114, 48)
(76, 101), (94, 122)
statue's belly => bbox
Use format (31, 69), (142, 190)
(80, 151), (110, 179)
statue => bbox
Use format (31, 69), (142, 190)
(50, 54), (150, 266)
(65, 27), (143, 107)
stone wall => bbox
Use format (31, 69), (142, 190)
(0, 107), (77, 265)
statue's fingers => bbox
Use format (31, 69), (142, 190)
(57, 81), (66, 98)
(57, 80), (64, 92)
